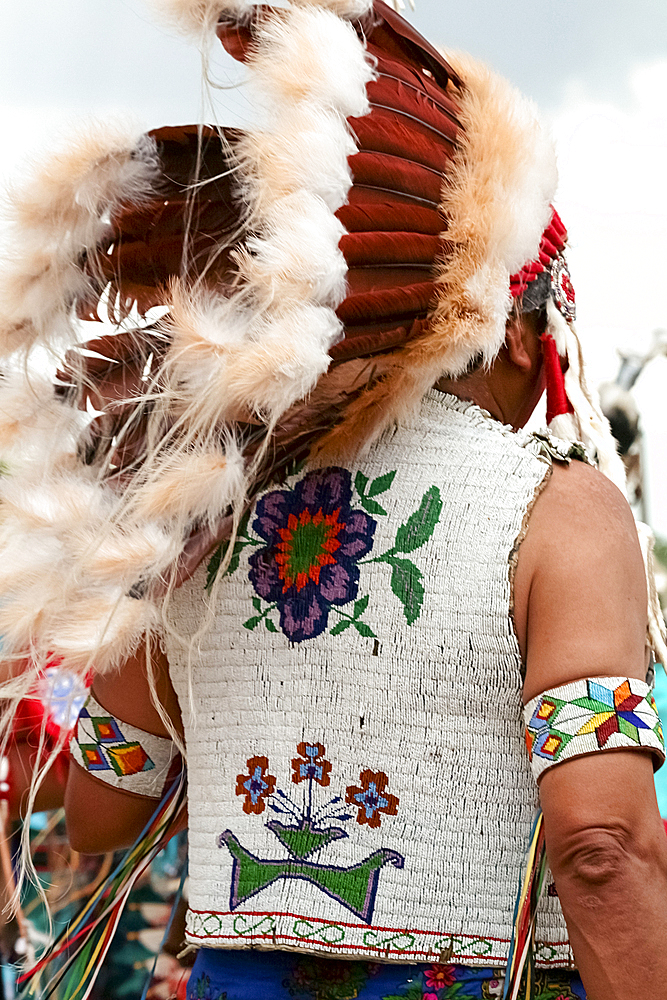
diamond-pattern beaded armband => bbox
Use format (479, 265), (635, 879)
(523, 676), (665, 783)
(70, 693), (178, 799)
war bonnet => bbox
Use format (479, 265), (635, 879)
(0, 0), (656, 684)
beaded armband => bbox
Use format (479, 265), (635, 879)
(70, 693), (177, 799)
(524, 676), (665, 783)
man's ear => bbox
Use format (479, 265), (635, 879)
(505, 313), (534, 372)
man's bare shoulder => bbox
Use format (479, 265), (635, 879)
(535, 457), (637, 536)
(515, 458), (648, 701)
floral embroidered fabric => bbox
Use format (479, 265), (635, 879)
(524, 676), (665, 782)
(185, 949), (587, 1000)
(167, 392), (573, 964)
(206, 465), (442, 643)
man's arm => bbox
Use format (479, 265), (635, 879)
(64, 640), (185, 854)
(514, 458), (667, 1000)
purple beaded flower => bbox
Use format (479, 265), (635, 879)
(248, 468), (376, 642)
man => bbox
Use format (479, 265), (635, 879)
(1, 2), (666, 998)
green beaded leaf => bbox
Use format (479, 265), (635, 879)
(353, 620), (376, 638)
(367, 470), (396, 497)
(354, 471), (369, 496)
(387, 556), (424, 625)
(358, 495), (387, 516)
(205, 510), (251, 591)
(330, 619), (352, 636)
(353, 594), (369, 618)
(394, 486), (442, 554)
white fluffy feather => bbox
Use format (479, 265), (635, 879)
(152, 0), (372, 40)
(133, 440), (245, 528)
(241, 193), (348, 307)
(0, 0), (372, 681)
(249, 7), (373, 118)
(236, 106), (357, 216)
(0, 127), (158, 356)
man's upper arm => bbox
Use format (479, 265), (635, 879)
(65, 641), (184, 853)
(515, 458), (649, 702)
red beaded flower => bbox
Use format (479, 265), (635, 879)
(345, 769), (399, 829)
(235, 755), (276, 815)
(291, 742), (332, 787)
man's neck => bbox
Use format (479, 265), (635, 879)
(434, 373), (511, 427)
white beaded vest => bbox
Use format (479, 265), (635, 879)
(165, 391), (576, 968)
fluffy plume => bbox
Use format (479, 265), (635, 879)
(73, 523), (181, 586)
(235, 108), (357, 217)
(151, 0), (255, 40)
(166, 3), (372, 427)
(293, 0), (373, 17)
(0, 372), (87, 463)
(0, 126), (159, 357)
(168, 290), (339, 422)
(248, 7), (373, 117)
(132, 440), (245, 528)
(430, 51), (556, 375)
(241, 193), (348, 308)
(152, 0), (373, 41)
(46, 591), (159, 675)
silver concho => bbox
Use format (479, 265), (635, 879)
(550, 255), (576, 323)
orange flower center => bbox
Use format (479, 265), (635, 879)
(275, 507), (343, 593)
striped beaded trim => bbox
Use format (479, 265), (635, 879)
(523, 676), (665, 783)
(70, 693), (176, 798)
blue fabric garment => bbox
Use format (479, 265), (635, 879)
(185, 948), (586, 1000)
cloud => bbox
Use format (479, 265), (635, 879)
(551, 60), (667, 532)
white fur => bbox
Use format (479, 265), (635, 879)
(150, 0), (254, 40)
(152, 0), (372, 39)
(0, 0), (372, 682)
(133, 440), (245, 529)
(292, 0), (373, 17)
(249, 8), (373, 119)
(432, 52), (557, 377)
(169, 297), (338, 421)
(236, 107), (357, 216)
(47, 590), (159, 674)
(73, 523), (181, 586)
(0, 127), (158, 357)
(168, 2), (371, 422)
(547, 411), (579, 443)
(241, 194), (348, 307)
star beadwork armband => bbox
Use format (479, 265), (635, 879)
(523, 676), (665, 783)
(70, 693), (178, 799)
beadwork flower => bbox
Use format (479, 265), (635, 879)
(248, 467), (376, 642)
(235, 755), (276, 815)
(291, 742), (332, 786)
(424, 965), (456, 991)
(345, 769), (399, 829)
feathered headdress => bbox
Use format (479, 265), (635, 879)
(0, 0), (662, 690)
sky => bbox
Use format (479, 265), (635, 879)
(1, 0), (666, 529)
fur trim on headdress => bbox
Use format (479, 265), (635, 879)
(153, 0), (373, 41)
(0, 125), (159, 358)
(316, 51), (557, 459)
